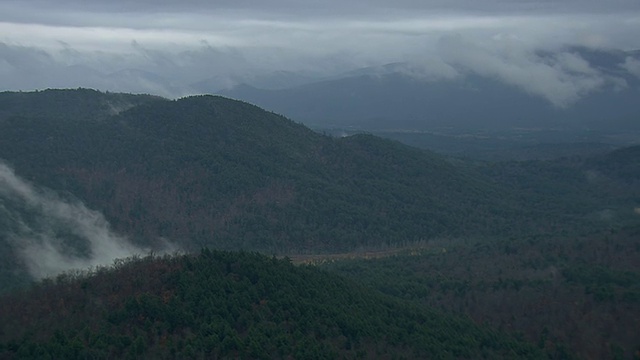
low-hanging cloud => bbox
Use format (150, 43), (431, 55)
(1, 0), (639, 103)
(436, 34), (624, 107)
(0, 161), (175, 279)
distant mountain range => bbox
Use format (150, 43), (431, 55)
(218, 47), (640, 132)
(6, 46), (638, 134)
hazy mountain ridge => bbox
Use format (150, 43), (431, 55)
(221, 70), (640, 132)
(220, 47), (640, 132)
(0, 91), (514, 254)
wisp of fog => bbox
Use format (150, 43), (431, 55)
(0, 161), (171, 279)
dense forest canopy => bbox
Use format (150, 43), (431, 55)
(0, 89), (638, 359)
(0, 250), (547, 359)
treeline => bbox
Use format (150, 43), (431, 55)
(321, 226), (640, 359)
(0, 250), (545, 359)
(0, 88), (163, 123)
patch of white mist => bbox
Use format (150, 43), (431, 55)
(0, 161), (175, 279)
(103, 100), (136, 115)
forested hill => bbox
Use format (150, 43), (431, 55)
(0, 89), (638, 359)
(0, 89), (548, 255)
(0, 88), (164, 122)
(0, 250), (545, 359)
(0, 89), (636, 261)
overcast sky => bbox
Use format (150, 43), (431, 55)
(1, 0), (640, 103)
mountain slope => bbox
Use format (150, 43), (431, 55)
(1, 89), (637, 292)
(0, 250), (546, 359)
(0, 91), (539, 254)
(222, 73), (557, 130)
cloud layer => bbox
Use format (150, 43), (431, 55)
(1, 1), (639, 104)
(436, 34), (626, 107)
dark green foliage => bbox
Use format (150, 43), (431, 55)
(587, 145), (640, 183)
(0, 251), (544, 359)
(0, 89), (638, 359)
(321, 226), (640, 360)
(0, 91), (470, 254)
(2, 89), (633, 263)
(0, 88), (164, 123)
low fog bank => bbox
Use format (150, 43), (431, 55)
(0, 161), (176, 280)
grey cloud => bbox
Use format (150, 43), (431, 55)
(7, 0), (640, 15)
(622, 57), (640, 78)
(3, 0), (640, 32)
(436, 34), (622, 107)
(0, 42), (188, 96)
(397, 59), (460, 81)
(0, 43), (53, 71)
(1, 0), (639, 104)
(0, 39), (370, 96)
(555, 52), (599, 75)
(0, 43), (67, 90)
